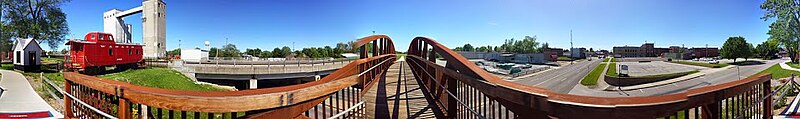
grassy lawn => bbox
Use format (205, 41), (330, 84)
(580, 63), (607, 86)
(99, 67), (228, 91)
(41, 57), (63, 64)
(557, 56), (573, 61)
(671, 61), (729, 68)
(603, 58), (610, 62)
(1, 64), (12, 70)
(607, 62), (617, 76)
(786, 62), (800, 69)
(752, 64), (800, 79)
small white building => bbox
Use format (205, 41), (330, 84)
(341, 53), (359, 59)
(181, 48), (209, 62)
(12, 38), (43, 71)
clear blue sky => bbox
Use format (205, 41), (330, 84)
(55, 0), (773, 52)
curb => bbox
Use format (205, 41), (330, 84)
(604, 73), (705, 91)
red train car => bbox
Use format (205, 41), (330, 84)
(65, 32), (144, 74)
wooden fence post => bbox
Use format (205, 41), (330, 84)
(64, 81), (73, 118)
(763, 79), (772, 119)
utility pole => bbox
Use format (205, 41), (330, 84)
(706, 44), (709, 58)
(570, 30), (574, 64)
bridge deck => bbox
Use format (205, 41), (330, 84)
(364, 61), (442, 119)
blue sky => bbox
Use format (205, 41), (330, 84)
(55, 0), (772, 52)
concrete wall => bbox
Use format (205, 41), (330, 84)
(143, 0), (166, 58)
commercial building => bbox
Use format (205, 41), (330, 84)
(457, 51), (549, 64)
(612, 43), (670, 57)
(689, 48), (719, 58)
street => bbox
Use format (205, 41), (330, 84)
(511, 58), (603, 93)
(569, 59), (785, 97)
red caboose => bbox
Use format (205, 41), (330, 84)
(65, 32), (144, 74)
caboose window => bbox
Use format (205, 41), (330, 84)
(129, 49), (132, 55)
(91, 34), (96, 40)
(109, 49), (113, 56)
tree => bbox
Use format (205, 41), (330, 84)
(59, 48), (67, 54)
(167, 48), (180, 56)
(219, 44), (240, 57)
(463, 44), (474, 51)
(209, 47), (219, 57)
(720, 36), (753, 62)
(755, 40), (780, 59)
(269, 48), (286, 57)
(281, 46), (292, 57)
(2, 0), (71, 50)
(244, 48), (262, 57)
(761, 0), (800, 62)
(323, 46), (334, 58)
(500, 36), (541, 54)
(0, 22), (13, 52)
(453, 47), (463, 51)
(260, 50), (273, 58)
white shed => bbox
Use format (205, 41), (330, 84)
(12, 38), (43, 71)
(181, 48), (209, 62)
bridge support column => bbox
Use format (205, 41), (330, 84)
(249, 79), (258, 89)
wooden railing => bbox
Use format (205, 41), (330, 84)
(405, 36), (774, 119)
(63, 35), (396, 119)
(65, 34), (778, 119)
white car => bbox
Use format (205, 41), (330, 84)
(708, 60), (719, 64)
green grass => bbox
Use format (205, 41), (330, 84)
(1, 64), (11, 70)
(671, 61), (729, 68)
(41, 57), (63, 64)
(607, 62), (617, 77)
(603, 58), (610, 62)
(557, 56), (573, 61)
(752, 64), (800, 79)
(580, 63), (607, 86)
(786, 62), (800, 69)
(99, 67), (228, 91)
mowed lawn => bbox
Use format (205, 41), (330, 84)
(670, 61), (729, 68)
(100, 67), (228, 91)
(581, 63), (607, 86)
(752, 64), (800, 79)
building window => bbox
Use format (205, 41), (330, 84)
(15, 51), (20, 63)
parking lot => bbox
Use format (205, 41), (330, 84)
(617, 61), (705, 77)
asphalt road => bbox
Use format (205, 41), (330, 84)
(569, 59), (785, 97)
(511, 58), (603, 93)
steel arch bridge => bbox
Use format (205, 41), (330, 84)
(62, 35), (775, 119)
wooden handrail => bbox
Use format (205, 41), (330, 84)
(407, 36), (774, 119)
(64, 35), (397, 119)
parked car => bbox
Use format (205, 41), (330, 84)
(708, 60), (719, 64)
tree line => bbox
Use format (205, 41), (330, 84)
(168, 41), (362, 58)
(719, 36), (781, 62)
(453, 35), (549, 54)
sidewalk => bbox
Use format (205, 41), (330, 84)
(0, 70), (63, 118)
(780, 61), (800, 72)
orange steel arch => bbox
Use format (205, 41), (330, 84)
(405, 36), (773, 119)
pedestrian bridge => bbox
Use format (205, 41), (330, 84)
(62, 35), (777, 119)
